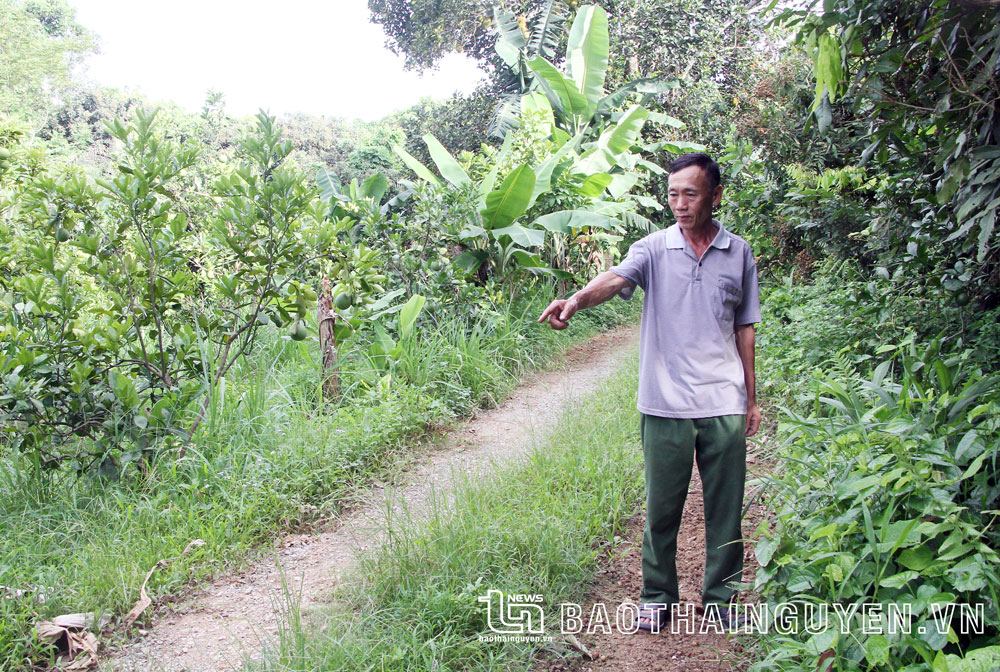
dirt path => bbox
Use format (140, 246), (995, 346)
(104, 324), (640, 672)
(533, 432), (772, 672)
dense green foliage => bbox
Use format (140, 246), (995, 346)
(750, 267), (1000, 671)
(773, 0), (1000, 306)
(735, 4), (1000, 667)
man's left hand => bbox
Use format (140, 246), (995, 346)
(745, 402), (762, 437)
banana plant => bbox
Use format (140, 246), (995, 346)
(365, 293), (426, 386)
(491, 5), (698, 234)
(488, 0), (572, 139)
(393, 131), (514, 212)
(393, 118), (662, 279)
(491, 4), (682, 141)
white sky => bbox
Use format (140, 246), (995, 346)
(69, 0), (486, 121)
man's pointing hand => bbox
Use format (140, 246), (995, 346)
(538, 272), (627, 330)
(538, 298), (578, 330)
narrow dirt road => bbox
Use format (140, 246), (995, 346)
(105, 324), (640, 672)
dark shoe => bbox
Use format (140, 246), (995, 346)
(635, 603), (669, 633)
(704, 603), (747, 632)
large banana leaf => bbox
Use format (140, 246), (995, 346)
(423, 134), (471, 188)
(573, 147), (615, 174)
(361, 173), (388, 203)
(615, 152), (640, 171)
(392, 145), (441, 186)
(533, 210), (617, 234)
(596, 78), (679, 118)
(510, 250), (574, 279)
(620, 210), (658, 234)
(480, 132), (515, 198)
(399, 294), (426, 341)
(316, 166), (342, 202)
(528, 0), (570, 62)
(530, 131), (581, 208)
(597, 105), (649, 156)
(494, 9), (527, 52)
(566, 5), (609, 118)
(586, 201), (633, 217)
(607, 173), (639, 200)
(453, 249), (489, 272)
(491, 224), (545, 248)
(636, 158), (666, 175)
(481, 164), (536, 230)
(521, 91), (555, 130)
(632, 194), (663, 211)
(528, 56), (589, 119)
(458, 224), (486, 241)
(488, 93), (522, 140)
(578, 173), (613, 197)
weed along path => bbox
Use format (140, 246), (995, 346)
(104, 324), (640, 672)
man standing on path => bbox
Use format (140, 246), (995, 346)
(538, 153), (761, 632)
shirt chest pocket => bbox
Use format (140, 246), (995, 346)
(713, 278), (743, 322)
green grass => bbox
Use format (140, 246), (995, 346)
(0, 284), (640, 670)
(251, 350), (644, 672)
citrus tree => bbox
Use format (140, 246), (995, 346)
(0, 110), (330, 471)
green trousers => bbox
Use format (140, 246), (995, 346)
(639, 413), (746, 606)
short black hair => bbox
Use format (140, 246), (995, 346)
(668, 153), (721, 192)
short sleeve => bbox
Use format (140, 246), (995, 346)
(610, 237), (650, 300)
(734, 246), (761, 325)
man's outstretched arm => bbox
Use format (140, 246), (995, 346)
(735, 323), (761, 437)
(538, 271), (630, 330)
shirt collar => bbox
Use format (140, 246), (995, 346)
(665, 219), (731, 250)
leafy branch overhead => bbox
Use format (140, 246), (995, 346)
(780, 0), (1000, 262)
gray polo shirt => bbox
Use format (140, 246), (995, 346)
(610, 220), (761, 419)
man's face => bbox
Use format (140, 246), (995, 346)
(667, 165), (722, 232)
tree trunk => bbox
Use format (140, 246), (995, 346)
(318, 277), (339, 401)
(626, 54), (640, 78)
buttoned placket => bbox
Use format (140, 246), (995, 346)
(682, 241), (711, 284)
(665, 220), (729, 286)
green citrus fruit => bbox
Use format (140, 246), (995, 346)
(0, 148), (9, 160)
(334, 293), (353, 310)
(289, 320), (308, 341)
(954, 290), (971, 307)
(55, 227), (70, 242)
(429, 260), (442, 271)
